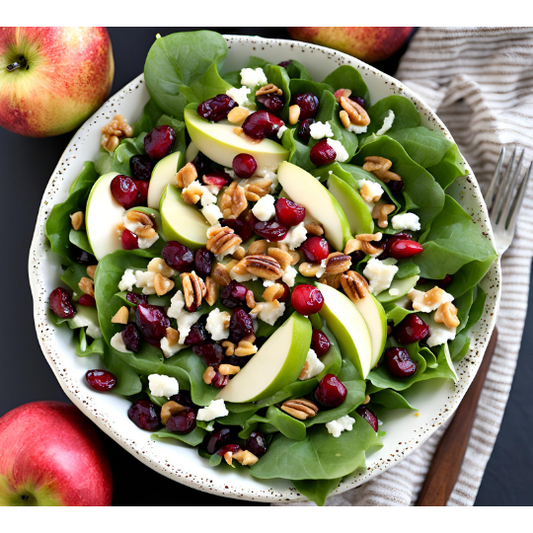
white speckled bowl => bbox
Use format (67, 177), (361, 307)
(29, 34), (501, 503)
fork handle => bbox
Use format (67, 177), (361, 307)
(415, 328), (498, 506)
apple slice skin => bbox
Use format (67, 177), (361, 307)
(147, 151), (183, 209)
(217, 313), (312, 403)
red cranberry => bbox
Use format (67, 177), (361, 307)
(275, 197), (306, 227)
(85, 369), (117, 392)
(192, 343), (224, 366)
(197, 94), (237, 122)
(388, 240), (423, 259)
(278, 60), (291, 68)
(438, 275), (453, 289)
(395, 314), (429, 345)
(301, 236), (330, 263)
(298, 118), (315, 143)
(49, 287), (76, 319)
(128, 399), (161, 431)
(242, 110), (284, 140)
(254, 219), (289, 241)
(388, 180), (404, 196)
(169, 391), (196, 411)
(133, 179), (149, 206)
(135, 304), (171, 346)
(314, 374), (347, 408)
(356, 406), (378, 432)
(229, 308), (254, 343)
(310, 139), (336, 166)
(202, 169), (232, 192)
(292, 92), (320, 120)
(166, 408), (196, 434)
(276, 282), (291, 303)
(126, 292), (148, 306)
(217, 444), (241, 456)
(256, 93), (284, 114)
(311, 329), (330, 357)
(384, 347), (418, 378)
(192, 151), (212, 178)
(232, 153), (257, 179)
(121, 323), (141, 353)
(352, 96), (366, 109)
(144, 125), (176, 160)
(222, 212), (256, 242)
(111, 175), (138, 209)
(379, 232), (411, 259)
(130, 155), (154, 181)
(211, 371), (229, 388)
(220, 280), (249, 309)
(162, 241), (194, 272)
(185, 317), (209, 345)
(121, 229), (139, 250)
(206, 427), (235, 454)
(77, 294), (96, 307)
(243, 430), (267, 457)
(291, 285), (324, 315)
(194, 248), (213, 278)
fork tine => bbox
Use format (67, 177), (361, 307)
(506, 159), (532, 234)
(485, 147), (505, 211)
(491, 147), (517, 219)
(498, 149), (525, 225)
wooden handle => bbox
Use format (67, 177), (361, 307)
(415, 327), (498, 506)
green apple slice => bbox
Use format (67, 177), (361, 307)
(185, 141), (199, 163)
(217, 313), (312, 403)
(277, 162), (352, 251)
(184, 104), (289, 175)
(147, 151), (183, 209)
(317, 282), (373, 379)
(159, 184), (210, 249)
(327, 174), (373, 235)
(85, 171), (124, 261)
(377, 275), (420, 304)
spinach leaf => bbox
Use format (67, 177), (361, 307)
(102, 345), (143, 396)
(281, 127), (314, 171)
(76, 328), (105, 357)
(69, 229), (93, 256)
(178, 63), (233, 106)
(292, 477), (343, 506)
(322, 64), (370, 105)
(151, 426), (207, 447)
(289, 79), (334, 100)
(369, 389), (417, 411)
(427, 143), (467, 190)
(264, 64), (291, 121)
(363, 95), (420, 138)
(446, 256), (495, 299)
(245, 406), (307, 441)
(282, 59), (312, 80)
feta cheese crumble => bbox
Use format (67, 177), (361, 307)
(134, 270), (157, 295)
(326, 415), (356, 438)
(148, 374), (180, 398)
(376, 110), (395, 136)
(251, 300), (286, 326)
(205, 309), (230, 341)
(252, 194), (276, 221)
(282, 265), (298, 287)
(122, 215), (159, 250)
(326, 138), (349, 163)
(110, 332), (131, 353)
(281, 222), (307, 250)
(118, 268), (136, 292)
(309, 121), (334, 139)
(277, 125), (288, 139)
(176, 311), (202, 344)
(160, 336), (186, 358)
(358, 179), (384, 205)
(347, 124), (368, 134)
(363, 258), (399, 295)
(197, 399), (229, 422)
(391, 212), (421, 232)
(407, 287), (454, 313)
(426, 321), (457, 347)
(240, 67), (268, 88)
(298, 348), (325, 380)
(201, 203), (223, 225)
(226, 86), (252, 107)
(167, 290), (185, 319)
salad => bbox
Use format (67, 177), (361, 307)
(45, 30), (497, 505)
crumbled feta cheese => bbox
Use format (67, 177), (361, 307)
(358, 179), (384, 204)
(138, 233), (160, 249)
(201, 204), (223, 225)
(263, 280), (275, 287)
(309, 121), (334, 139)
(122, 215), (141, 234)
(167, 290), (186, 319)
(205, 309), (230, 341)
(160, 336), (186, 358)
(122, 215), (159, 249)
(135, 270), (157, 295)
(110, 332), (130, 353)
(240, 67), (268, 88)
(252, 194), (276, 222)
(230, 269), (258, 283)
(176, 311), (202, 344)
(408, 287), (454, 313)
(251, 300), (286, 326)
(226, 86), (252, 107)
(376, 110), (395, 136)
(326, 139), (349, 163)
(298, 348), (325, 380)
(118, 268), (136, 292)
(391, 212), (421, 232)
(200, 188), (217, 207)
(347, 124), (368, 134)
(281, 222), (307, 250)
(148, 374), (180, 398)
(197, 399), (229, 422)
(316, 259), (327, 279)
(277, 125), (288, 139)
(363, 258), (399, 295)
(282, 265), (298, 287)
(326, 415), (356, 438)
(426, 322), (457, 347)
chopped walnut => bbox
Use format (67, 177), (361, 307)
(363, 156), (402, 183)
(220, 181), (248, 219)
(372, 202), (396, 229)
(434, 301), (460, 328)
(78, 277), (94, 297)
(101, 114), (133, 152)
(175, 162), (198, 188)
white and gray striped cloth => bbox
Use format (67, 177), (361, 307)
(298, 27), (533, 506)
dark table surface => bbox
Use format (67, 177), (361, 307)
(1, 26), (531, 506)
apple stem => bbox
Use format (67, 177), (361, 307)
(6, 61), (22, 72)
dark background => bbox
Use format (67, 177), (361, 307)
(1, 26), (531, 506)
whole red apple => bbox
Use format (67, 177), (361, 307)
(0, 401), (112, 506)
(288, 27), (414, 64)
(0, 27), (114, 137)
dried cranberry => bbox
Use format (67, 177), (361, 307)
(197, 94), (237, 122)
(192, 343), (224, 366)
(254, 219), (289, 241)
(387, 180), (404, 196)
(194, 248), (213, 278)
(310, 139), (336, 166)
(220, 280), (249, 309)
(311, 329), (330, 357)
(130, 155), (154, 181)
(314, 374), (347, 408)
(135, 304), (171, 346)
(202, 169), (232, 192)
(121, 323), (141, 352)
(348, 250), (366, 264)
(224, 352), (253, 368)
(126, 292), (148, 306)
(217, 444), (241, 456)
(206, 427), (235, 455)
(166, 408), (196, 434)
(438, 275), (453, 289)
(352, 96), (366, 109)
(49, 287), (76, 319)
(162, 241), (194, 272)
(276, 282), (291, 303)
(278, 60), (291, 68)
(388, 240), (423, 259)
(384, 347), (418, 378)
(111, 175), (138, 209)
(232, 153), (257, 179)
(292, 92), (320, 120)
(242, 110), (285, 140)
(222, 212), (256, 242)
(291, 285), (324, 315)
(356, 406), (378, 432)
(77, 294), (96, 307)
(243, 430), (267, 457)
(192, 151), (212, 178)
(121, 229), (139, 250)
(256, 93), (284, 114)
(128, 399), (161, 431)
(169, 391), (196, 410)
(275, 197), (306, 227)
(395, 314), (429, 345)
(301, 236), (330, 263)
(144, 125), (176, 160)
(229, 308), (254, 343)
(298, 118), (315, 143)
(185, 317), (210, 345)
(85, 369), (117, 392)
(211, 371), (229, 388)
(133, 179), (149, 206)
(378, 232), (411, 259)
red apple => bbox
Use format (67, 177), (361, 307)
(287, 27), (414, 64)
(0, 27), (114, 137)
(0, 401), (112, 506)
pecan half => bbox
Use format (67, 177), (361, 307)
(340, 96), (370, 127)
(304, 222), (324, 236)
(211, 263), (232, 287)
(363, 156), (402, 183)
(181, 271), (206, 311)
(319, 272), (342, 289)
(237, 254), (283, 281)
(205, 276), (220, 306)
(256, 83), (283, 96)
(220, 181), (248, 219)
(268, 247), (293, 271)
(126, 210), (154, 228)
(324, 252), (352, 274)
(206, 225), (243, 258)
(281, 399), (319, 420)
(341, 271), (369, 302)
(160, 401), (187, 425)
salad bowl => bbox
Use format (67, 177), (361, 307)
(29, 33), (501, 503)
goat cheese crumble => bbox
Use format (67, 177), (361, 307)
(326, 139), (349, 162)
(148, 374), (180, 398)
(298, 348), (325, 380)
(408, 287), (454, 313)
(363, 258), (399, 295)
(309, 121), (334, 139)
(240, 67), (268, 88)
(326, 415), (356, 438)
(226, 86), (252, 107)
(252, 194), (276, 221)
(118, 268), (136, 292)
(391, 212), (421, 231)
(376, 110), (395, 135)
(281, 222), (307, 250)
(205, 309), (230, 341)
(197, 399), (229, 422)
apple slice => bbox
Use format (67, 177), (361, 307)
(327, 174), (374, 235)
(377, 274), (420, 304)
(184, 104), (289, 175)
(147, 151), (183, 209)
(217, 313), (312, 403)
(86, 171), (124, 261)
(317, 282), (373, 379)
(159, 184), (210, 249)
(277, 162), (352, 251)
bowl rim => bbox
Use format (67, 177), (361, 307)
(28, 33), (501, 503)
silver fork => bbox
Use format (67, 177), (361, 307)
(484, 147), (533, 256)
